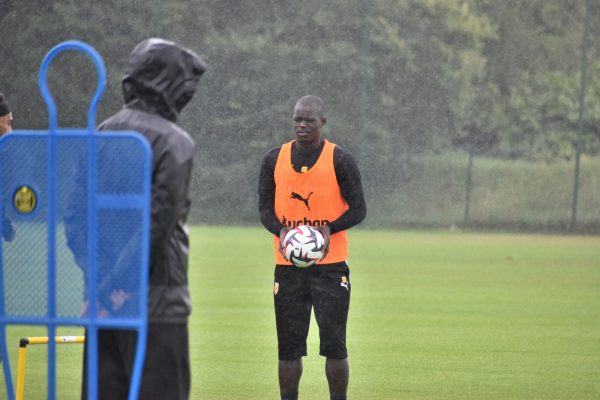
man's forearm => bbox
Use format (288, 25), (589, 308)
(260, 208), (284, 236)
(328, 205), (367, 234)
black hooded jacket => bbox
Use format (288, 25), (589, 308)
(66, 39), (206, 323)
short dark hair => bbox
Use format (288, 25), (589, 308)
(295, 95), (326, 117)
(0, 93), (10, 117)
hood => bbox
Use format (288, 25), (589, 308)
(122, 38), (207, 122)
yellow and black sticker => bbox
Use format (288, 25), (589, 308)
(13, 185), (37, 214)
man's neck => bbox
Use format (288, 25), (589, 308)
(295, 139), (322, 154)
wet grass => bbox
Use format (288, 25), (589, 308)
(2, 226), (599, 399)
(189, 226), (600, 399)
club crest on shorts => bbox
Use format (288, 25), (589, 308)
(273, 282), (279, 295)
(341, 276), (349, 291)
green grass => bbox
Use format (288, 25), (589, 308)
(2, 226), (600, 399)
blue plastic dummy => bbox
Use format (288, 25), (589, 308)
(0, 41), (151, 400)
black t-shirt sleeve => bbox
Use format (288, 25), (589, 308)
(329, 146), (367, 234)
(258, 147), (284, 236)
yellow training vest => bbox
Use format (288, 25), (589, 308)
(273, 140), (349, 265)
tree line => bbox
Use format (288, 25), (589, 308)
(1, 0), (598, 226)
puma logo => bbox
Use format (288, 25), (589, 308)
(341, 276), (349, 291)
(290, 191), (313, 210)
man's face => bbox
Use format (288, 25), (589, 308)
(0, 112), (13, 136)
(293, 104), (325, 145)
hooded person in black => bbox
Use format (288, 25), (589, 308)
(69, 38), (206, 400)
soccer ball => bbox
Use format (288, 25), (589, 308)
(282, 225), (325, 267)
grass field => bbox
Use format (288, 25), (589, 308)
(2, 226), (599, 399)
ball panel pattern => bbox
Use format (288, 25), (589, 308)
(282, 225), (325, 267)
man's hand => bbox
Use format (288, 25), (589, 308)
(3, 221), (15, 242)
(80, 301), (109, 318)
(314, 225), (331, 260)
(80, 289), (130, 318)
(278, 227), (292, 258)
(110, 289), (130, 312)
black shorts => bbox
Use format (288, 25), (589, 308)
(82, 322), (190, 400)
(273, 262), (351, 360)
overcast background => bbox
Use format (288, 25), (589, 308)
(1, 0), (599, 232)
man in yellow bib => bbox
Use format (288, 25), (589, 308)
(258, 95), (366, 400)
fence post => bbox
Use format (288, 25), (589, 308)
(570, 0), (591, 232)
(463, 151), (474, 225)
